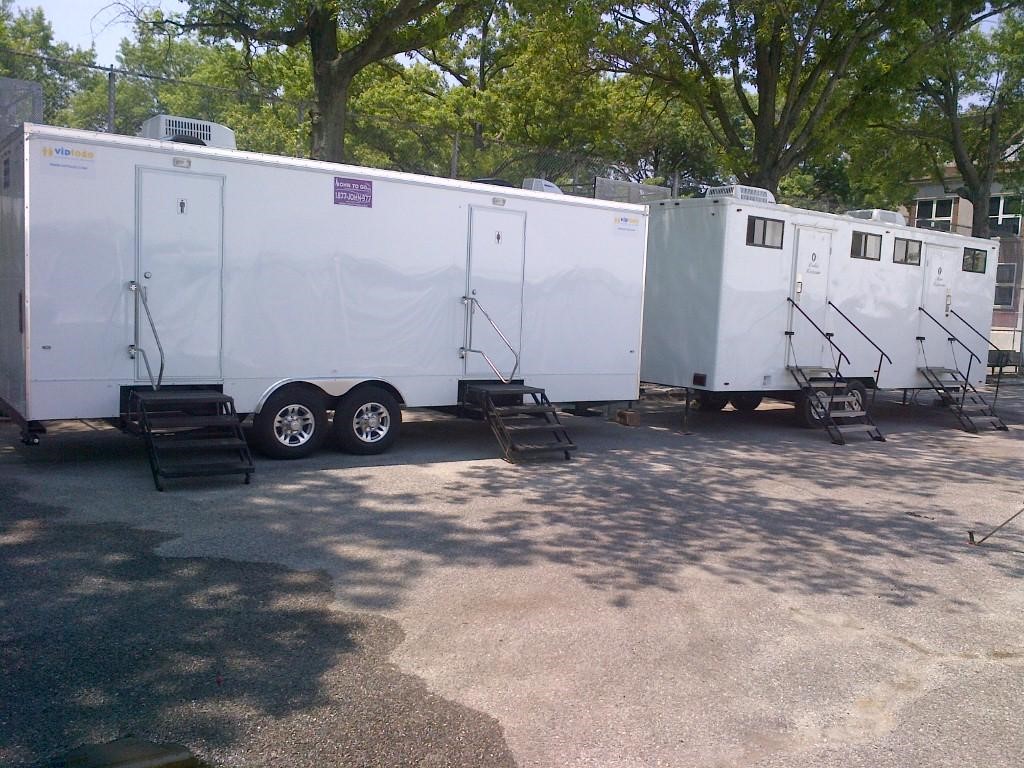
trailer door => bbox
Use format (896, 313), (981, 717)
(917, 244), (958, 371)
(136, 168), (224, 383)
(464, 206), (526, 379)
(787, 226), (832, 368)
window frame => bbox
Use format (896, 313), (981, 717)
(987, 194), (1022, 236)
(892, 237), (922, 266)
(745, 215), (785, 249)
(995, 263), (1017, 308)
(850, 230), (882, 261)
(914, 197), (954, 232)
(962, 247), (987, 274)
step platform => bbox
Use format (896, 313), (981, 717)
(463, 383), (576, 462)
(128, 389), (255, 491)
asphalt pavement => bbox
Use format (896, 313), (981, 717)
(1, 384), (1022, 767)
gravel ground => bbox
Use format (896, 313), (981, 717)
(1, 383), (1022, 767)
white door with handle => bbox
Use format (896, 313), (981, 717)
(136, 168), (224, 382)
(463, 207), (526, 379)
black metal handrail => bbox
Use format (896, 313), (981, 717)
(949, 308), (1007, 409)
(786, 297), (850, 367)
(917, 307), (980, 366)
(827, 301), (892, 402)
(949, 309), (1003, 354)
(918, 306), (980, 411)
(826, 302), (893, 366)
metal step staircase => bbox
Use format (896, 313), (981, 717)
(462, 383), (576, 462)
(918, 367), (1007, 433)
(785, 297), (885, 445)
(917, 306), (1008, 434)
(787, 365), (885, 444)
(127, 390), (255, 491)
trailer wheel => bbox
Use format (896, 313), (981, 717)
(796, 389), (830, 428)
(729, 393), (763, 412)
(695, 392), (730, 412)
(334, 386), (401, 455)
(253, 387), (328, 459)
(844, 380), (868, 412)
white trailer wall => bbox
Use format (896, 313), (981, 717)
(0, 136), (26, 415)
(12, 125), (647, 422)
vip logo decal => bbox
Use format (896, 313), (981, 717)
(40, 144), (96, 174)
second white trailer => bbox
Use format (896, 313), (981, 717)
(641, 187), (1001, 433)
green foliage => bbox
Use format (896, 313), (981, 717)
(0, 0), (96, 121)
(600, 1), (1004, 193)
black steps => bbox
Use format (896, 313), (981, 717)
(787, 365), (885, 445)
(919, 367), (1008, 433)
(127, 389), (255, 491)
(462, 383), (575, 462)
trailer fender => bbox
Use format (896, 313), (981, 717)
(251, 379), (406, 415)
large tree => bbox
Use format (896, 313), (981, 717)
(600, 1), (1013, 195)
(126, 0), (482, 161)
(906, 10), (1024, 237)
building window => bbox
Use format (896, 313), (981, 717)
(915, 198), (954, 232)
(893, 238), (922, 265)
(746, 215), (784, 248)
(2, 156), (8, 189)
(995, 263), (1017, 307)
(988, 195), (1021, 235)
(851, 231), (882, 261)
(963, 247), (987, 274)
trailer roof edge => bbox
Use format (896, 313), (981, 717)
(23, 123), (648, 215)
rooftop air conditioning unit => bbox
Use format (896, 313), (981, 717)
(845, 208), (906, 226)
(706, 185), (776, 204)
(140, 114), (236, 150)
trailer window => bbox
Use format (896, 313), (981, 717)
(893, 238), (921, 265)
(850, 231), (881, 261)
(962, 247), (987, 274)
(746, 216), (784, 248)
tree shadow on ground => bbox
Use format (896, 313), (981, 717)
(0, 481), (516, 768)
(121, 388), (1019, 615)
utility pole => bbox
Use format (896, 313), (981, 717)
(106, 66), (116, 133)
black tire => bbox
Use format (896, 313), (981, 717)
(252, 386), (328, 459)
(796, 389), (830, 428)
(333, 386), (401, 455)
(844, 380), (868, 412)
(695, 391), (730, 412)
(729, 393), (763, 412)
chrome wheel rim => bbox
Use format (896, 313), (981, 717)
(352, 402), (390, 443)
(273, 404), (316, 446)
(809, 390), (830, 421)
(846, 388), (864, 411)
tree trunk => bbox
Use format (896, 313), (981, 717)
(311, 74), (351, 163)
(967, 185), (993, 239)
(740, 168), (782, 196)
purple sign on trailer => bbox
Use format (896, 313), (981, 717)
(334, 176), (373, 207)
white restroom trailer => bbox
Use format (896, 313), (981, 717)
(641, 189), (999, 418)
(0, 123), (648, 457)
